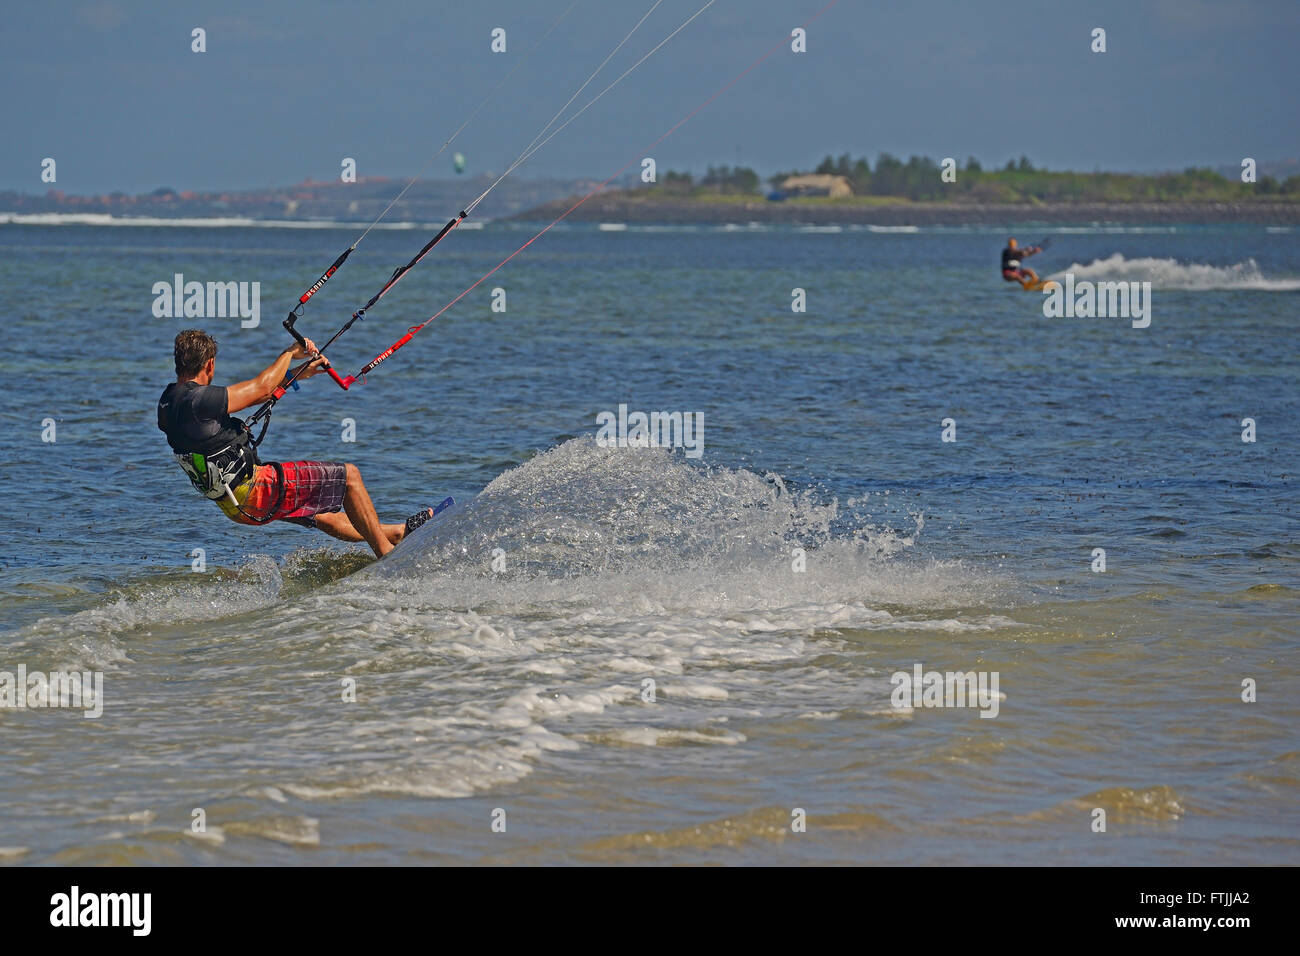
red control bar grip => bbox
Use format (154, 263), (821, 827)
(324, 365), (352, 390)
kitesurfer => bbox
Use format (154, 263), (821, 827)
(157, 329), (434, 558)
(1001, 237), (1043, 289)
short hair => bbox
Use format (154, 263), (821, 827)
(174, 329), (218, 377)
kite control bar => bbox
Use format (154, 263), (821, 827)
(244, 310), (350, 431)
(282, 312), (352, 391)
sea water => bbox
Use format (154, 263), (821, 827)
(0, 220), (1295, 864)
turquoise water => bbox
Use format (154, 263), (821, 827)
(0, 220), (1296, 864)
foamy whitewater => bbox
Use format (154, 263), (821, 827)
(1, 221), (1296, 864)
(1050, 252), (1300, 290)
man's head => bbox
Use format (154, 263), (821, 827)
(1007, 237), (1018, 250)
(174, 329), (217, 382)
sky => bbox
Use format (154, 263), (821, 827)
(3, 0), (1298, 194)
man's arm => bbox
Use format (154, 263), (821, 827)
(226, 341), (322, 414)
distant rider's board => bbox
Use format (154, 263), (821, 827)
(1022, 278), (1061, 292)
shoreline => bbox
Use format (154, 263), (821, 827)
(511, 196), (1300, 226)
(4, 200), (1298, 230)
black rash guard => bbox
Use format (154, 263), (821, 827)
(1002, 246), (1032, 271)
(157, 381), (244, 455)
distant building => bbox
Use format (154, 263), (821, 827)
(779, 174), (853, 198)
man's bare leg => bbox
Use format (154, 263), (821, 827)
(342, 463), (394, 558)
(312, 511), (406, 545)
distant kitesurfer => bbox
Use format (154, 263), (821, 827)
(1000, 237), (1042, 289)
(157, 329), (434, 558)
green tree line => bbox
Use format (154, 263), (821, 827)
(656, 165), (760, 196)
(647, 155), (1300, 202)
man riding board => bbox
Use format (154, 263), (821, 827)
(157, 329), (433, 558)
(1000, 237), (1043, 289)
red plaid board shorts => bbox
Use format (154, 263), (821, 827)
(222, 461), (347, 527)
